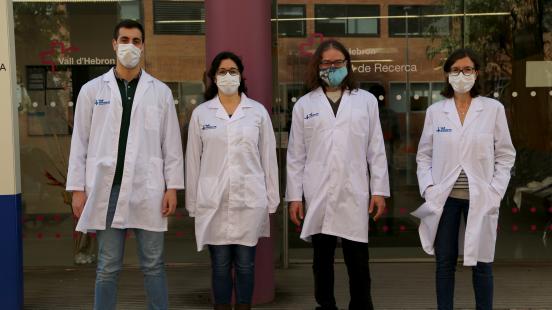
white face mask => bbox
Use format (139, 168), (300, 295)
(216, 73), (240, 95)
(117, 43), (142, 69)
(448, 73), (476, 94)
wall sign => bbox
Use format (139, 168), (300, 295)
(39, 40), (115, 72)
(352, 63), (418, 73)
(348, 47), (399, 56)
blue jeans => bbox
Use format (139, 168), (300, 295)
(208, 244), (257, 305)
(94, 185), (168, 310)
(435, 197), (493, 310)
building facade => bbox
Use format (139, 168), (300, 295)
(9, 0), (552, 267)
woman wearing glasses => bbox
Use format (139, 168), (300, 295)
(186, 51), (279, 310)
(286, 39), (389, 310)
(413, 48), (515, 310)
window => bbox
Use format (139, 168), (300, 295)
(315, 4), (380, 37)
(389, 82), (444, 112)
(277, 5), (306, 37)
(118, 0), (141, 21)
(359, 82), (382, 92)
(388, 5), (450, 37)
(153, 0), (205, 35)
(275, 83), (306, 137)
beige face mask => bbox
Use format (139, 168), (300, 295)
(117, 43), (142, 69)
(448, 74), (476, 94)
(216, 73), (240, 95)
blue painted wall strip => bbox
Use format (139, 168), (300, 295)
(0, 194), (23, 310)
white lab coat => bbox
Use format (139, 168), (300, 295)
(185, 94), (279, 251)
(286, 87), (390, 243)
(66, 69), (184, 233)
(412, 96), (516, 266)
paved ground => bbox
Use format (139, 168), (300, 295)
(23, 262), (552, 309)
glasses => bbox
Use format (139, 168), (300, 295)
(449, 66), (475, 76)
(216, 68), (240, 76)
(319, 59), (347, 69)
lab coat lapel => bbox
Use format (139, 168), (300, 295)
(228, 94), (253, 123)
(314, 87), (337, 125)
(460, 97), (484, 133)
(132, 70), (153, 115)
(335, 89), (350, 119)
(105, 69), (122, 108)
(212, 96), (229, 120)
(442, 99), (462, 131)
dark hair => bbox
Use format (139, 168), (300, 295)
(204, 51), (248, 101)
(441, 48), (481, 98)
(113, 19), (145, 43)
(306, 39), (358, 92)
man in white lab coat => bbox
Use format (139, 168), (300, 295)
(66, 20), (184, 310)
(286, 40), (389, 310)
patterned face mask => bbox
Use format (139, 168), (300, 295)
(319, 66), (348, 88)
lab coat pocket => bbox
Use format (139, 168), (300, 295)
(486, 184), (502, 208)
(411, 199), (442, 219)
(413, 184), (444, 220)
(476, 133), (494, 159)
(197, 177), (219, 209)
(424, 184), (441, 202)
(244, 174), (267, 208)
(242, 125), (260, 147)
(352, 188), (369, 215)
(148, 157), (165, 191)
(85, 157), (97, 193)
(303, 163), (323, 202)
(145, 104), (162, 131)
(350, 108), (369, 136)
(482, 205), (499, 247)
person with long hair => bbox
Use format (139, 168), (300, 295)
(185, 51), (279, 310)
(413, 48), (516, 309)
(286, 39), (389, 310)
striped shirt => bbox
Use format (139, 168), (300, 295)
(450, 170), (470, 199)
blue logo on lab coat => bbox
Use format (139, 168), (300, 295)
(304, 112), (320, 120)
(96, 99), (110, 105)
(95, 99), (110, 105)
(202, 124), (217, 130)
(436, 126), (452, 133)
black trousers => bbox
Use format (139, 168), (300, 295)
(312, 234), (374, 310)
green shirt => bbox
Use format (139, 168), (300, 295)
(112, 70), (140, 187)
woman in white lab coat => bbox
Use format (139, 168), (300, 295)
(286, 39), (389, 310)
(413, 48), (516, 310)
(185, 51), (279, 310)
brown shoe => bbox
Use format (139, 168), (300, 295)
(234, 304), (251, 310)
(214, 304), (232, 310)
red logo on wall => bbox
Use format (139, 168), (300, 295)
(39, 40), (80, 72)
(298, 33), (325, 57)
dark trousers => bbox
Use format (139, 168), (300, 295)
(434, 197), (493, 310)
(312, 233), (374, 310)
